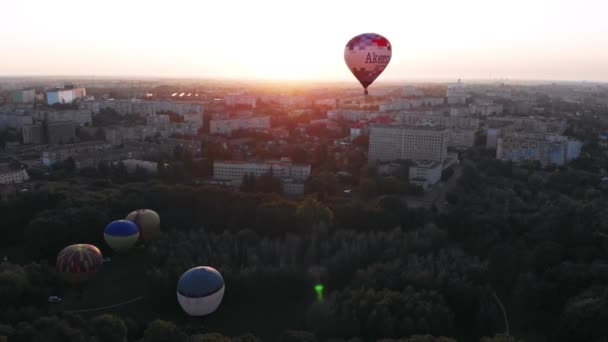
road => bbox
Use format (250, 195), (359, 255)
(432, 164), (464, 213)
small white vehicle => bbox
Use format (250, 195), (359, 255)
(48, 296), (62, 303)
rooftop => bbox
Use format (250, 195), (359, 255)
(370, 124), (448, 131)
(413, 160), (442, 169)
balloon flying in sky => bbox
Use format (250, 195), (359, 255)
(344, 33), (392, 95)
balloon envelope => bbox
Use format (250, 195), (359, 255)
(344, 33), (392, 94)
(177, 266), (225, 316)
(126, 209), (160, 241)
(56, 244), (103, 285)
(104, 220), (140, 252)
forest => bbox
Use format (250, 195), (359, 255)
(1, 142), (608, 341)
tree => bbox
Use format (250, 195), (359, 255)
(95, 128), (106, 140)
(255, 171), (282, 194)
(133, 166), (150, 182)
(143, 320), (187, 342)
(358, 178), (377, 199)
(66, 157), (77, 173)
(480, 335), (524, 342)
(305, 172), (337, 196)
(98, 161), (110, 178)
(441, 167), (454, 181)
(352, 135), (369, 149)
(296, 197), (334, 229)
(90, 314), (127, 342)
(240, 174), (256, 192)
(191, 333), (232, 342)
(279, 330), (317, 342)
(290, 147), (308, 164)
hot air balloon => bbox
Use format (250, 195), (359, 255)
(104, 220), (140, 252)
(177, 266), (225, 316)
(344, 33), (392, 95)
(126, 209), (160, 241)
(56, 244), (103, 285)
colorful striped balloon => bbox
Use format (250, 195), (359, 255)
(56, 244), (103, 285)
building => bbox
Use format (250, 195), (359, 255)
(33, 110), (93, 127)
(350, 126), (369, 141)
(450, 106), (470, 117)
(470, 102), (503, 116)
(567, 140), (583, 162)
(41, 141), (111, 166)
(213, 159), (311, 183)
(447, 79), (468, 105)
(0, 114), (33, 129)
(209, 116), (270, 135)
(0, 167), (30, 185)
(22, 123), (44, 144)
(278, 96), (309, 108)
(224, 95), (256, 108)
(422, 97), (445, 107)
(379, 100), (412, 112)
(65, 84), (87, 98)
(409, 160), (442, 190)
(183, 113), (203, 127)
(402, 86), (424, 97)
(121, 159), (158, 174)
(105, 122), (199, 146)
(46, 121), (76, 145)
(146, 115), (171, 125)
(213, 159), (310, 195)
(11, 89), (35, 104)
(496, 132), (582, 166)
(487, 116), (569, 151)
(487, 116), (567, 135)
(47, 89), (77, 105)
(327, 109), (376, 121)
(282, 179), (305, 196)
(79, 100), (204, 117)
(393, 113), (479, 130)
(313, 99), (338, 108)
(368, 125), (449, 163)
(449, 128), (476, 150)
(486, 128), (500, 148)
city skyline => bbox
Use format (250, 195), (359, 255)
(2, 0), (608, 82)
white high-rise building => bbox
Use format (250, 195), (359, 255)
(496, 132), (582, 166)
(369, 125), (449, 163)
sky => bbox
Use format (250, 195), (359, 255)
(1, 0), (608, 82)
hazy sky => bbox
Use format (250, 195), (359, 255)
(1, 0), (607, 82)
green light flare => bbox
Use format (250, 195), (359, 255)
(314, 284), (324, 301)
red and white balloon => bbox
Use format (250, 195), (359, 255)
(344, 33), (392, 95)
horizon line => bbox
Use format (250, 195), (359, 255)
(0, 74), (607, 85)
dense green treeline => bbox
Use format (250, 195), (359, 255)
(1, 146), (608, 340)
